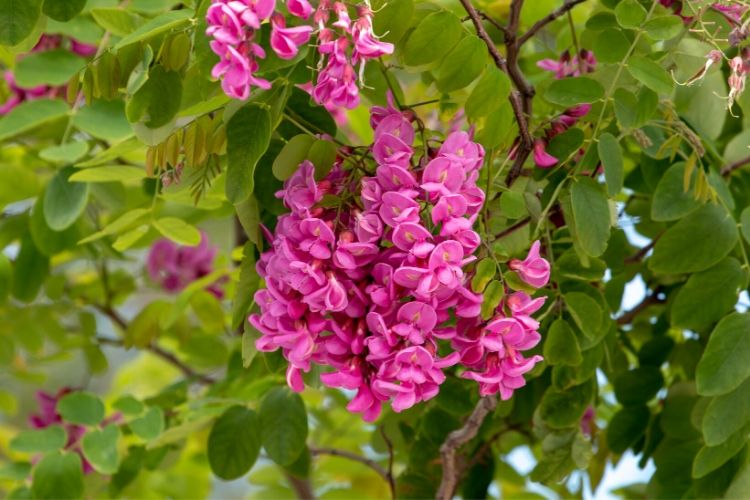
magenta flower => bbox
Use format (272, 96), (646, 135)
(147, 232), (223, 297)
(287, 0), (313, 18)
(270, 14), (313, 60)
(509, 241), (551, 289)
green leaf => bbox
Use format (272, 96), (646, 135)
(115, 9), (193, 49)
(272, 135), (315, 181)
(14, 49), (85, 87)
(242, 328), (257, 368)
(10, 426), (67, 453)
(90, 7), (138, 36)
(208, 406), (262, 480)
(235, 195), (260, 244)
(614, 367), (663, 406)
(112, 395), (144, 416)
(30, 195), (79, 257)
(113, 225), (148, 252)
(153, 217), (201, 246)
(466, 66), (510, 121)
(72, 100), (133, 143)
(644, 15), (683, 40)
(726, 460), (750, 498)
(43, 0), (86, 21)
(11, 236), (48, 303)
(259, 387), (308, 466)
(546, 127), (585, 162)
(0, 253), (10, 303)
(627, 55), (674, 95)
(480, 280), (504, 320)
(570, 178), (611, 257)
(649, 204), (738, 274)
(692, 429), (747, 478)
(539, 383), (592, 428)
(31, 452), (83, 500)
(607, 405), (650, 454)
(436, 35), (486, 93)
(0, 99), (69, 141)
(130, 406), (164, 441)
(127, 65), (182, 128)
(0, 462), (31, 481)
(78, 208), (151, 244)
(471, 258), (496, 293)
(696, 313), (750, 397)
(82, 424), (120, 475)
(702, 377), (750, 446)
(40, 142), (89, 164)
(308, 139), (338, 179)
(69, 165), (146, 183)
(564, 292), (602, 339)
(44, 166), (89, 231)
(651, 162), (701, 221)
(56, 391), (105, 426)
(233, 243), (259, 330)
(598, 133), (623, 197)
(741, 207), (750, 245)
(0, 0), (43, 46)
(544, 319), (582, 366)
(372, 0), (413, 43)
(226, 104), (272, 204)
(545, 77), (604, 107)
(615, 0), (647, 28)
(593, 28), (630, 64)
(613, 88), (638, 128)
(672, 258), (745, 332)
(403, 10), (462, 66)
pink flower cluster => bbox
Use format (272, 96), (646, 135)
(249, 98), (549, 421)
(147, 233), (224, 297)
(516, 49), (596, 168)
(311, 0), (393, 109)
(1, 35), (96, 115)
(205, 0), (392, 108)
(29, 389), (119, 473)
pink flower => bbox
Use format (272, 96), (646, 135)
(509, 241), (550, 289)
(533, 139), (559, 168)
(270, 14), (313, 60)
(287, 0), (313, 18)
(147, 233), (224, 297)
(421, 157), (465, 195)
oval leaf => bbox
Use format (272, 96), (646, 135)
(226, 104), (272, 204)
(259, 387), (308, 466)
(696, 313), (750, 397)
(208, 406), (262, 480)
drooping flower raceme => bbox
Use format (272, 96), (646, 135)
(147, 233), (224, 297)
(249, 99), (550, 421)
(205, 0), (392, 108)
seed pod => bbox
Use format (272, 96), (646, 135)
(66, 72), (81, 105)
(166, 32), (191, 72)
(183, 121), (197, 167)
(82, 66), (95, 104)
(165, 132), (180, 167)
(146, 146), (156, 176)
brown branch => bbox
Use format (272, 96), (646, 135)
(616, 294), (666, 325)
(95, 306), (217, 385)
(310, 447), (391, 487)
(623, 234), (661, 264)
(517, 0), (589, 45)
(721, 154), (750, 177)
(285, 472), (316, 500)
(458, 0), (533, 154)
(495, 216), (531, 239)
(437, 395), (498, 500)
(379, 426), (397, 498)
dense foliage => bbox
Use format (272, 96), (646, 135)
(2, 0), (750, 498)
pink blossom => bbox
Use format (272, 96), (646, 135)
(287, 0), (313, 18)
(270, 14), (313, 60)
(509, 241), (551, 289)
(147, 232), (224, 297)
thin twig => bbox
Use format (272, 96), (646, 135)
(95, 306), (217, 385)
(284, 472), (316, 500)
(437, 395), (498, 500)
(310, 447), (391, 486)
(721, 154), (750, 177)
(517, 0), (589, 45)
(379, 426), (397, 498)
(616, 294), (665, 325)
(495, 217), (531, 240)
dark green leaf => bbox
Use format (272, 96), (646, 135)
(14, 49), (85, 87)
(672, 258), (745, 332)
(372, 0), (413, 43)
(403, 10), (462, 66)
(115, 9), (193, 49)
(10, 426), (67, 453)
(702, 377), (750, 446)
(82, 424), (120, 474)
(545, 77), (604, 107)
(564, 292), (602, 340)
(627, 55), (674, 95)
(0, 99), (69, 142)
(614, 367), (663, 406)
(208, 405), (261, 480)
(570, 177), (611, 257)
(259, 387), (308, 466)
(466, 66), (510, 120)
(608, 405), (650, 454)
(615, 0), (647, 28)
(644, 15), (683, 40)
(544, 319), (582, 366)
(226, 105), (272, 204)
(651, 162), (701, 221)
(44, 166), (89, 231)
(539, 383), (592, 428)
(31, 452), (83, 500)
(130, 406), (164, 440)
(693, 429), (747, 478)
(696, 313), (750, 397)
(11, 235), (49, 303)
(43, 0), (86, 21)
(598, 133), (623, 197)
(593, 28), (630, 64)
(436, 35), (486, 93)
(649, 204), (738, 274)
(0, 0), (43, 46)
(127, 65), (182, 128)
(56, 391), (105, 426)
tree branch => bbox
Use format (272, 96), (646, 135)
(495, 216), (531, 239)
(437, 395), (498, 500)
(517, 0), (589, 45)
(310, 447), (392, 488)
(285, 472), (316, 500)
(379, 426), (397, 498)
(616, 294), (666, 325)
(721, 154), (750, 177)
(95, 305), (217, 385)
